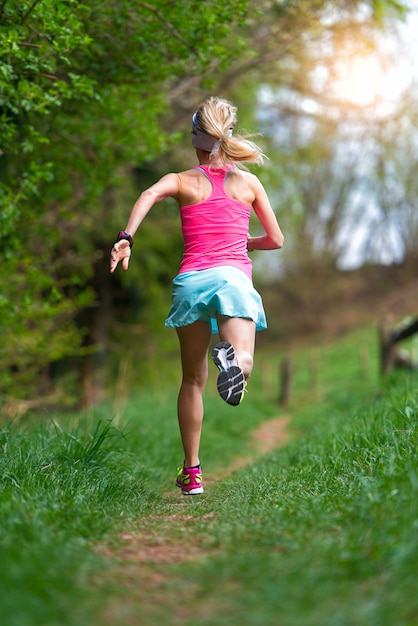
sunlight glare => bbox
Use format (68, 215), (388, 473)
(334, 54), (386, 106)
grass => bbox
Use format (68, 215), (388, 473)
(0, 326), (417, 626)
(195, 388), (417, 626)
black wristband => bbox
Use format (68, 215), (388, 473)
(114, 231), (134, 248)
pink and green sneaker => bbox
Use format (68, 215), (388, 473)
(176, 465), (204, 495)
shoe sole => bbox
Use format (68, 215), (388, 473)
(180, 486), (204, 495)
(212, 342), (245, 406)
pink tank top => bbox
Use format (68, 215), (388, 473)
(178, 166), (253, 280)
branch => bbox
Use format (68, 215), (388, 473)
(18, 41), (43, 48)
(392, 318), (418, 344)
(2, 391), (63, 419)
(100, 32), (147, 74)
(21, 0), (41, 25)
(24, 71), (60, 81)
(137, 1), (204, 62)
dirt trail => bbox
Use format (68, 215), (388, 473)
(96, 416), (291, 623)
(97, 416), (290, 567)
(205, 415), (290, 483)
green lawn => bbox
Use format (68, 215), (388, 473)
(1, 327), (417, 626)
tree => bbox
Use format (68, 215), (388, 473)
(0, 0), (409, 411)
(0, 0), (250, 408)
(250, 0), (412, 277)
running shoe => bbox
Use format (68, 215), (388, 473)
(212, 341), (246, 406)
(176, 465), (204, 495)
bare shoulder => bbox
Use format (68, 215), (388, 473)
(158, 171), (182, 186)
(240, 170), (264, 187)
(225, 169), (265, 205)
(146, 172), (182, 201)
(177, 167), (202, 179)
(230, 169), (263, 191)
(176, 167), (212, 206)
(176, 167), (210, 189)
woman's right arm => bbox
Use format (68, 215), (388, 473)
(110, 173), (180, 273)
(124, 173), (180, 237)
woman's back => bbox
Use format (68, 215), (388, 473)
(178, 166), (253, 279)
(176, 166), (258, 208)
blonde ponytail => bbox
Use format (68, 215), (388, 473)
(192, 97), (265, 167)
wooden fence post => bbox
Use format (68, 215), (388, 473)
(279, 357), (292, 406)
(379, 318), (395, 376)
(379, 316), (418, 375)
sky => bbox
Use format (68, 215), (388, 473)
(381, 0), (418, 99)
(338, 0), (418, 269)
(255, 1), (418, 276)
(333, 0), (418, 110)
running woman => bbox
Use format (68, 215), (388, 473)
(110, 96), (284, 495)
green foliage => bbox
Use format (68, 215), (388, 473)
(0, 0), (250, 238)
(0, 0), (95, 233)
(0, 0), (251, 404)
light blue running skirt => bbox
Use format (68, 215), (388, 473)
(165, 266), (267, 334)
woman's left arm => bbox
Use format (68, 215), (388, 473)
(247, 176), (284, 252)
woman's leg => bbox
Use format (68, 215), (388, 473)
(217, 316), (256, 379)
(176, 321), (212, 468)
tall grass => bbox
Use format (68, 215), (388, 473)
(178, 376), (417, 626)
(0, 417), (157, 626)
(0, 327), (417, 626)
